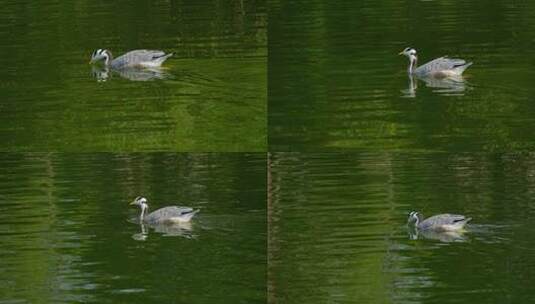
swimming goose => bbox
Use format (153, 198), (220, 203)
(399, 47), (472, 77)
(90, 49), (173, 69)
(408, 211), (471, 231)
(130, 196), (199, 225)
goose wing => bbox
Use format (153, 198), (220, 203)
(145, 206), (195, 223)
(420, 213), (470, 230)
(112, 50), (168, 68)
(415, 57), (468, 75)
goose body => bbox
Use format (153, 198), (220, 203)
(399, 48), (472, 78)
(90, 49), (173, 69)
(408, 211), (471, 231)
(130, 196), (199, 225)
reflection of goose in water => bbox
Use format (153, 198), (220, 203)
(130, 196), (200, 225)
(90, 49), (173, 68)
(399, 47), (472, 77)
(131, 221), (197, 241)
(91, 65), (170, 82)
(408, 226), (468, 242)
(402, 73), (468, 97)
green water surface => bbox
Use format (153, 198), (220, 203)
(269, 0), (535, 151)
(1, 1), (266, 151)
(0, 153), (267, 303)
(269, 152), (535, 303)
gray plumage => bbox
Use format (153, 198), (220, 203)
(143, 206), (199, 225)
(416, 57), (471, 76)
(408, 211), (471, 231)
(90, 49), (173, 69)
(130, 196), (199, 225)
(399, 47), (472, 77)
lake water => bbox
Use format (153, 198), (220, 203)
(4, 0), (535, 303)
(0, 1), (266, 151)
(269, 152), (535, 303)
(269, 0), (535, 151)
(0, 153), (266, 303)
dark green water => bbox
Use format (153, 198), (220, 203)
(269, 0), (535, 151)
(269, 153), (535, 303)
(0, 153), (266, 303)
(0, 1), (266, 151)
(4, 0), (535, 303)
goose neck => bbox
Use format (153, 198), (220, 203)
(408, 55), (417, 74)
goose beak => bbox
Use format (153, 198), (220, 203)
(129, 200), (137, 205)
(398, 51), (404, 55)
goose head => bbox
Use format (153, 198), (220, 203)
(399, 47), (417, 60)
(399, 47), (418, 74)
(130, 196), (149, 218)
(90, 49), (112, 65)
(407, 211), (422, 225)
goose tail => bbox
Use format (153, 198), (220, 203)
(153, 52), (174, 66)
(454, 61), (472, 75)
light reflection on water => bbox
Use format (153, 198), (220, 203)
(91, 66), (173, 82)
(128, 219), (198, 241)
(401, 74), (470, 98)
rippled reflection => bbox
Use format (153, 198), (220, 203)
(408, 226), (468, 243)
(91, 66), (171, 82)
(402, 74), (469, 98)
(129, 219), (197, 241)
